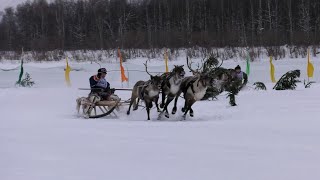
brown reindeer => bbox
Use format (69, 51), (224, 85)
(173, 57), (223, 120)
(180, 73), (212, 119)
(172, 58), (227, 116)
(127, 61), (162, 120)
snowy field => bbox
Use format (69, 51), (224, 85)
(1, 57), (320, 180)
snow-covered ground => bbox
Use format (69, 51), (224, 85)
(1, 57), (320, 180)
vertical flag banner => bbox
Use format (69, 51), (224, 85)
(65, 57), (71, 87)
(246, 53), (250, 76)
(307, 48), (314, 79)
(164, 49), (169, 73)
(118, 48), (128, 82)
(269, 56), (276, 83)
(16, 59), (24, 84)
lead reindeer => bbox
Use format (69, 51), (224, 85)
(158, 65), (185, 119)
(127, 61), (162, 120)
(173, 57), (225, 120)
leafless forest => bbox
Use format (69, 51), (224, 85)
(0, 0), (319, 60)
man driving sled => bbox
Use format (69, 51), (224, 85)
(77, 68), (120, 118)
(89, 68), (120, 101)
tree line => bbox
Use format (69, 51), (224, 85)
(0, 0), (320, 51)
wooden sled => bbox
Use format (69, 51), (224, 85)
(77, 88), (132, 119)
(77, 97), (131, 119)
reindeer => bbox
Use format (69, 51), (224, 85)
(127, 61), (162, 120)
(172, 57), (226, 119)
(158, 65), (185, 119)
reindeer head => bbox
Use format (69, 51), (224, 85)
(150, 75), (162, 89)
(172, 65), (185, 79)
(187, 57), (203, 76)
(198, 73), (213, 87)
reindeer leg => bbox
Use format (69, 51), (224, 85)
(157, 93), (169, 120)
(154, 95), (161, 112)
(182, 106), (189, 120)
(146, 100), (152, 120)
(182, 97), (188, 113)
(133, 98), (140, 111)
(127, 97), (136, 115)
(190, 108), (194, 117)
(164, 95), (174, 118)
(185, 100), (196, 119)
(160, 91), (166, 108)
(189, 100), (196, 117)
(172, 91), (181, 114)
(182, 103), (191, 120)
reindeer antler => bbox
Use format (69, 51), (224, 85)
(207, 55), (224, 70)
(187, 57), (197, 75)
(197, 57), (206, 71)
(143, 60), (153, 77)
(215, 58), (224, 68)
(187, 57), (205, 75)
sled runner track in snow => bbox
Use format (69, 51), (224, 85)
(0, 67), (19, 71)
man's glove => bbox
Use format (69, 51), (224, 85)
(105, 88), (115, 94)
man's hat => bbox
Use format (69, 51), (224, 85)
(235, 65), (241, 70)
(98, 68), (107, 73)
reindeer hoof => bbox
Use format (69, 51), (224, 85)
(165, 112), (169, 118)
(133, 107), (138, 111)
(172, 107), (177, 114)
(190, 112), (194, 117)
(160, 103), (164, 108)
(181, 107), (185, 112)
(157, 108), (161, 112)
(127, 111), (130, 115)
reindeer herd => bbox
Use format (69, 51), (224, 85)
(127, 57), (227, 120)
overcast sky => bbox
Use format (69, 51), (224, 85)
(0, 0), (25, 11)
